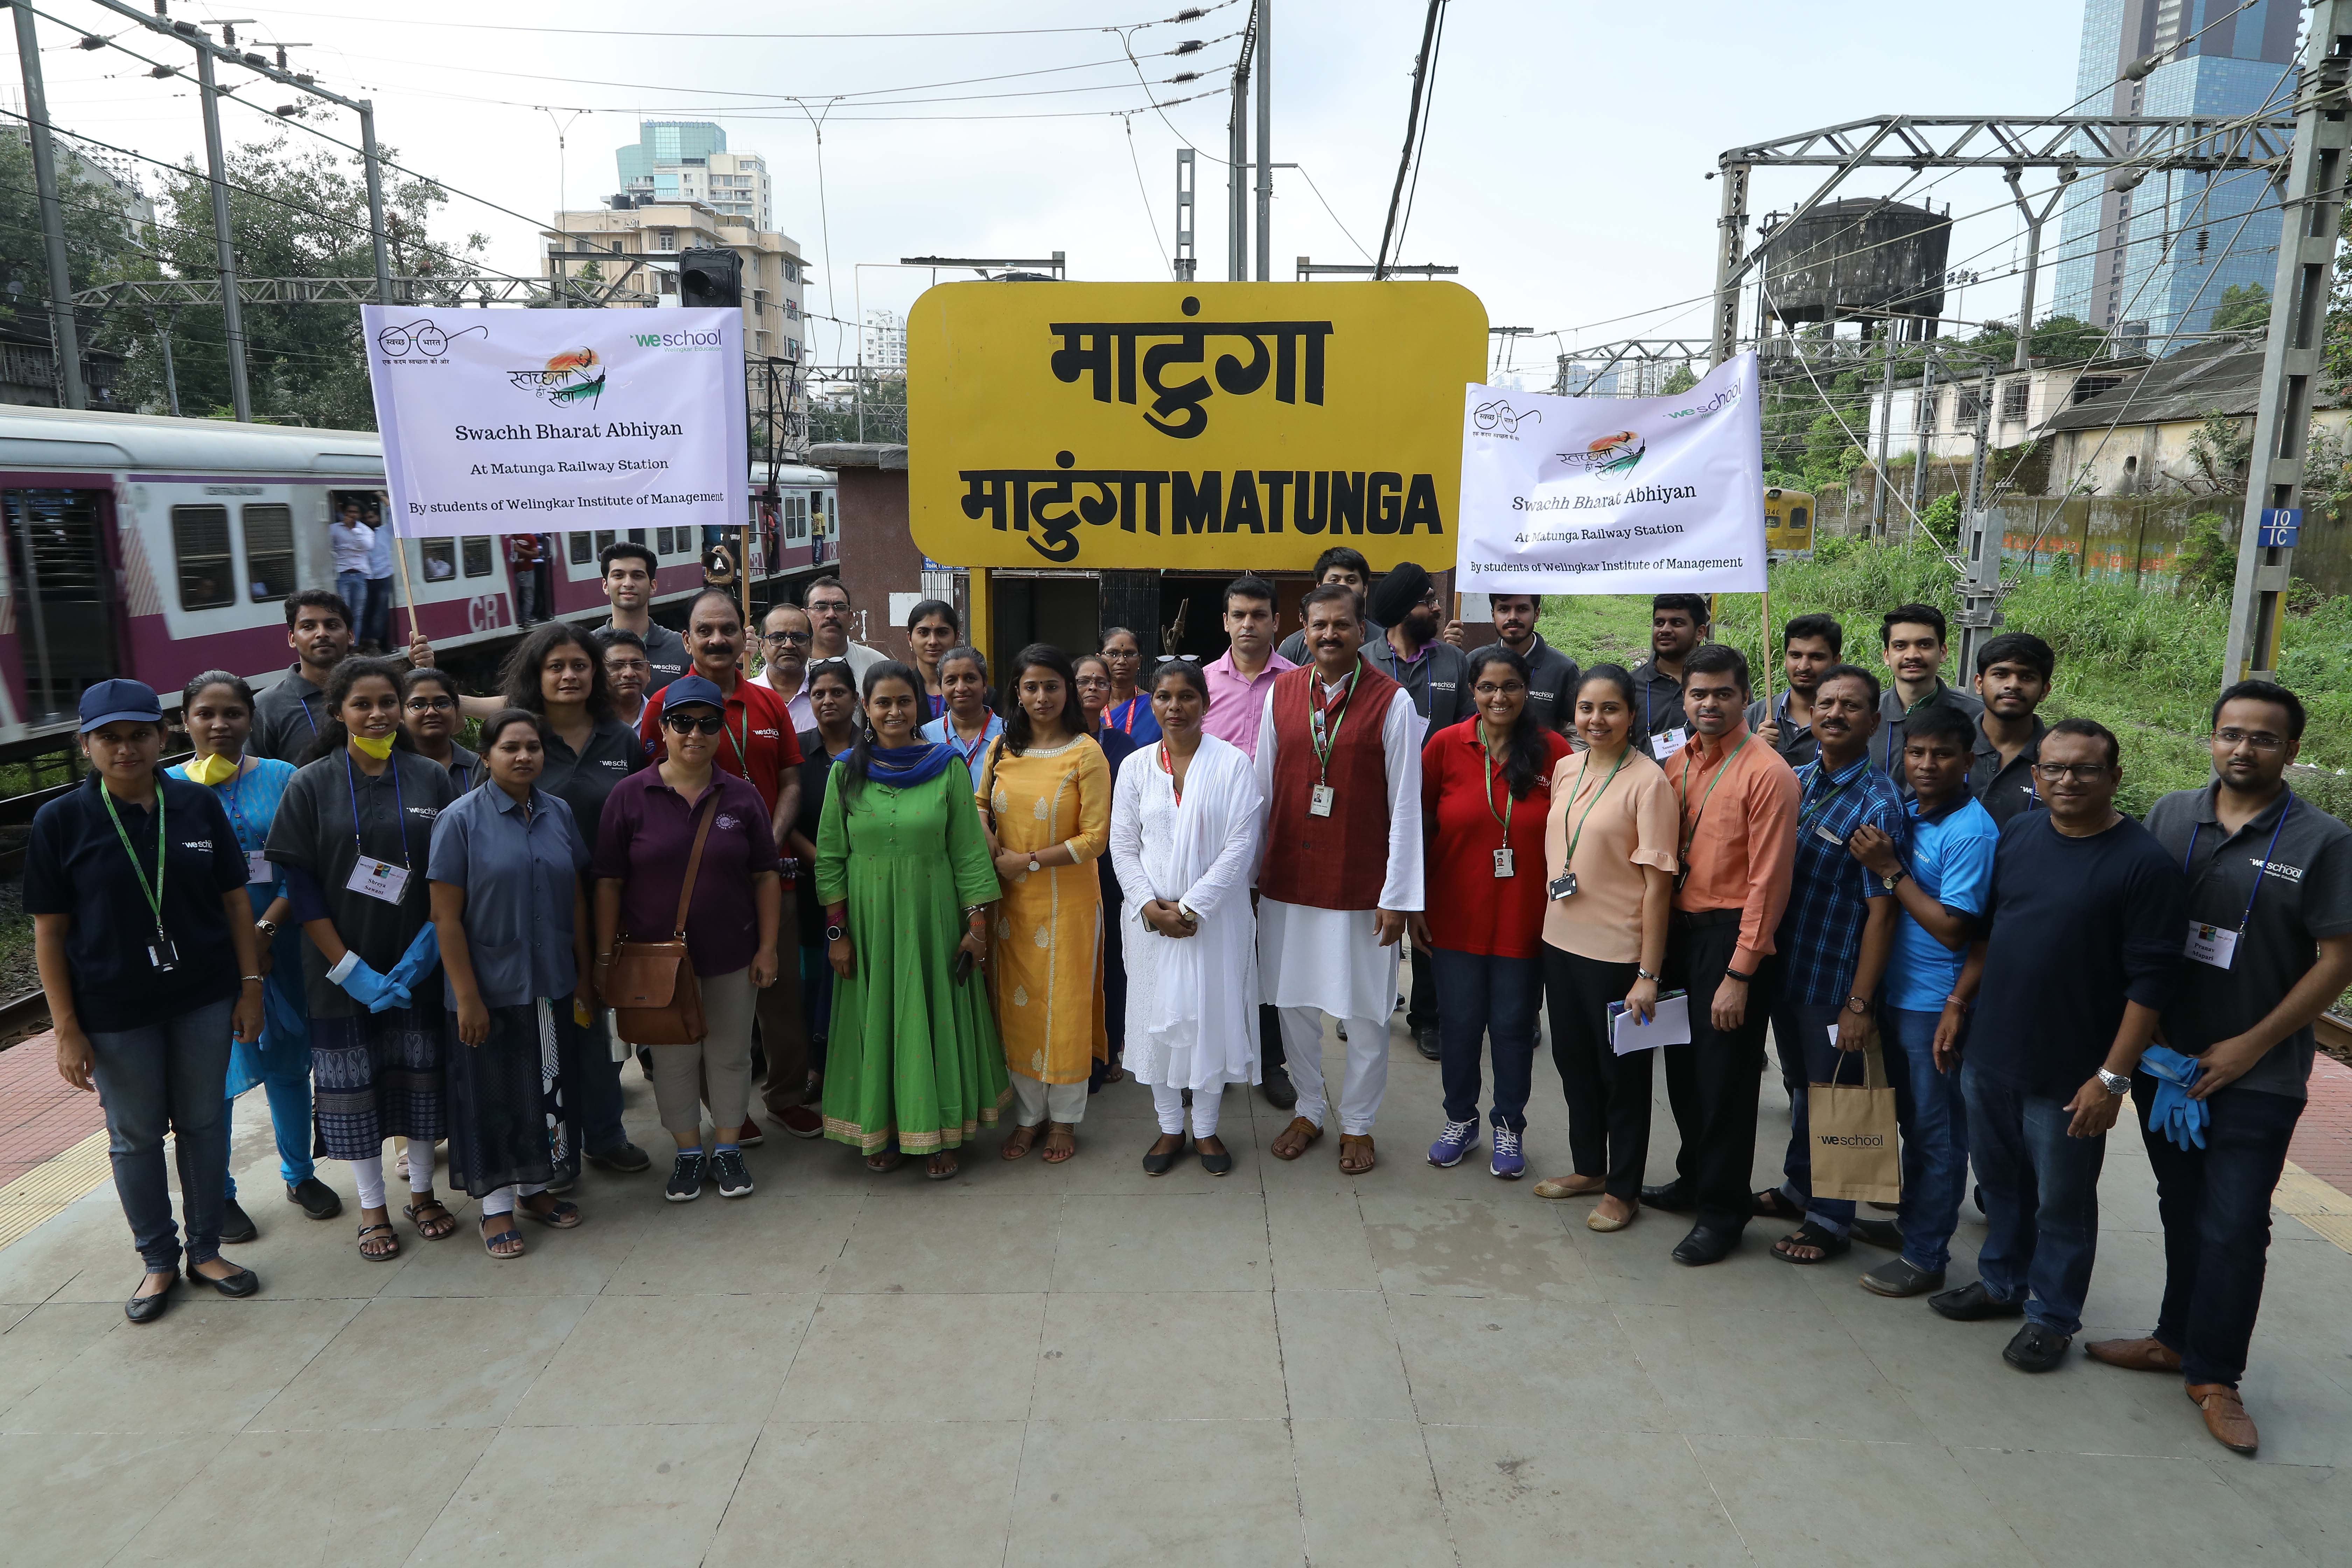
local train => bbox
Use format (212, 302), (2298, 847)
(0, 405), (835, 756)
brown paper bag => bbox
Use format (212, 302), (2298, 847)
(1807, 1037), (1902, 1205)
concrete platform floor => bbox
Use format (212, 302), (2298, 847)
(0, 1017), (2347, 1566)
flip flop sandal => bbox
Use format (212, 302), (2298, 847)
(478, 1217), (526, 1259)
(1754, 1188), (1805, 1222)
(1041, 1123), (1079, 1164)
(518, 1196), (582, 1229)
(355, 1221), (400, 1262)
(1772, 1220), (1851, 1265)
(1001, 1125), (1042, 1161)
(1338, 1134), (1377, 1175)
(865, 1150), (905, 1174)
(404, 1200), (457, 1241)
(925, 1154), (960, 1181)
(1270, 1116), (1325, 1162)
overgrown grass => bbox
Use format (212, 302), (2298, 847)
(1535, 536), (2352, 819)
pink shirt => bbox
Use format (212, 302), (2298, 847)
(1202, 647), (1295, 757)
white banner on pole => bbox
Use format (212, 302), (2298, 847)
(1456, 352), (1765, 596)
(362, 305), (748, 539)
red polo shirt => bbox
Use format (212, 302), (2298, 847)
(638, 668), (803, 823)
(1421, 718), (1573, 958)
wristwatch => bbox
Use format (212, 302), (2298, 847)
(2096, 1067), (2132, 1097)
(1724, 966), (1755, 985)
(1027, 855), (1042, 874)
(1176, 901), (1200, 925)
(1845, 995), (1870, 1016)
(1636, 966), (1660, 983)
(825, 924), (847, 943)
(254, 917), (278, 939)
(1880, 867), (1908, 891)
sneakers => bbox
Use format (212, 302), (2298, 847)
(711, 1147), (755, 1198)
(776, 1105), (824, 1139)
(286, 1177), (343, 1220)
(587, 1141), (652, 1174)
(1489, 1125), (1526, 1180)
(1427, 1118), (1479, 1168)
(665, 1150), (707, 1203)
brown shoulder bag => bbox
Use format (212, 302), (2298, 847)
(604, 791), (718, 1046)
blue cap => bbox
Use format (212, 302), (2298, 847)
(660, 674), (726, 714)
(78, 678), (163, 734)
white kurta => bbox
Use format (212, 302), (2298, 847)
(1109, 735), (1264, 1091)
(1252, 682), (1426, 1021)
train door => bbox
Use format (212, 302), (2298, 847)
(2, 487), (118, 720)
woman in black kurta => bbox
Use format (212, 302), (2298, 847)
(264, 657), (458, 1261)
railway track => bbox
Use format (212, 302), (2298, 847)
(0, 988), (48, 1050)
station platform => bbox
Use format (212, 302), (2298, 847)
(0, 1021), (2347, 1566)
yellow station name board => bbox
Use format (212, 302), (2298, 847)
(907, 280), (1488, 570)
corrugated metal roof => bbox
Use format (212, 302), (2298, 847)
(2037, 337), (2341, 434)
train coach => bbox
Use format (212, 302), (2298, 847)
(0, 404), (833, 757)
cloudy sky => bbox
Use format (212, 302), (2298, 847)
(20, 0), (2081, 373)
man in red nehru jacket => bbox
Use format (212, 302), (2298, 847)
(1254, 582), (1426, 1176)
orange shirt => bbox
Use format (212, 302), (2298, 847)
(1669, 721), (1800, 972)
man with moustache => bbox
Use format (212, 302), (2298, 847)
(253, 590), (355, 764)
(755, 602), (817, 733)
(1632, 593), (1710, 763)
(1748, 613), (1843, 769)
(598, 629), (653, 732)
(1874, 604), (1982, 790)
(1640, 644), (1801, 1266)
(1275, 547), (1383, 665)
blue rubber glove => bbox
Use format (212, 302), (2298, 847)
(2140, 1045), (2209, 1152)
(334, 956), (412, 1014)
(382, 925), (441, 1000)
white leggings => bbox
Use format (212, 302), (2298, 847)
(349, 1149), (435, 1212)
(481, 1182), (547, 1218)
(1151, 1082), (1224, 1139)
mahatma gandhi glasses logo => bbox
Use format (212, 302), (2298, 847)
(1472, 399), (1541, 439)
(505, 348), (607, 410)
(374, 317), (486, 364)
(1554, 429), (1646, 478)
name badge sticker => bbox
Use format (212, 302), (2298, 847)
(1653, 727), (1690, 761)
(245, 850), (272, 884)
(2184, 921), (2238, 970)
(1309, 783), (1335, 818)
(346, 858), (411, 905)
(1813, 822), (1845, 845)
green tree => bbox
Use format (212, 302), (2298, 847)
(1657, 364), (1698, 396)
(122, 113), (485, 427)
(2211, 282), (2271, 334)
(0, 131), (156, 392)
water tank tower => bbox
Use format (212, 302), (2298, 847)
(1760, 198), (1953, 338)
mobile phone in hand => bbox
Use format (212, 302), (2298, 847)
(954, 948), (975, 983)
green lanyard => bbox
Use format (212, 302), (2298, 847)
(1482, 738), (1516, 840)
(102, 783), (167, 935)
(1307, 663), (1361, 783)
(1562, 746), (1631, 868)
(1795, 763), (1854, 833)
(1677, 732), (1751, 876)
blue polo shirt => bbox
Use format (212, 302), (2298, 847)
(1884, 793), (1998, 1013)
(427, 783), (591, 1008)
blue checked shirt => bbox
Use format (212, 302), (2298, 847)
(1774, 752), (1909, 1006)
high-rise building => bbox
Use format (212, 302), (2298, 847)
(2051, 1), (2299, 349)
(614, 121), (772, 231)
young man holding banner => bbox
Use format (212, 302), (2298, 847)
(1632, 595), (1709, 763)
(1638, 645), (1800, 1266)
(1256, 584), (1424, 1176)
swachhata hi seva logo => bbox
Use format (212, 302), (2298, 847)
(1554, 429), (1646, 479)
(507, 347), (608, 410)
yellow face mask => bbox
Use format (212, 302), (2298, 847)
(185, 752), (241, 786)
(348, 732), (396, 761)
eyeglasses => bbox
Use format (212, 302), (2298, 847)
(2213, 728), (2287, 752)
(663, 712), (726, 735)
(1472, 681), (1526, 697)
(806, 599), (848, 615)
(763, 631), (811, 647)
(2031, 761), (2111, 782)
(404, 695), (455, 712)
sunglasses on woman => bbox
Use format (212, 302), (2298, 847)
(663, 712), (726, 735)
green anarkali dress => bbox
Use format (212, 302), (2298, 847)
(815, 758), (1010, 1153)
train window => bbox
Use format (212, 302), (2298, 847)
(462, 536), (493, 577)
(241, 503), (296, 602)
(626, 528), (645, 545)
(783, 495), (809, 544)
(420, 538), (456, 581)
(594, 530), (615, 555)
(656, 526), (675, 554)
(169, 505), (235, 610)
(568, 531), (592, 565)
(1790, 506), (1809, 531)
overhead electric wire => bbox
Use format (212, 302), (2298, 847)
(1389, 0), (1448, 265)
(224, 0), (1239, 42)
(1374, 0), (1447, 278)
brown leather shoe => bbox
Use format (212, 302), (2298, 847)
(1270, 1116), (1324, 1162)
(2188, 1383), (2259, 1455)
(2084, 1335), (2184, 1373)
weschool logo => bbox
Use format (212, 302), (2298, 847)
(1472, 399), (1542, 437)
(1664, 384), (1742, 420)
(507, 348), (607, 410)
(1554, 429), (1646, 479)
(628, 327), (727, 353)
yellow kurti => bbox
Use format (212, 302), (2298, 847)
(982, 735), (1113, 1085)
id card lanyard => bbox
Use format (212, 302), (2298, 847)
(1483, 738), (1518, 877)
(2181, 798), (2290, 969)
(101, 782), (174, 968)
(1675, 732), (1750, 889)
(215, 760), (273, 884)
(1555, 746), (1631, 896)
(1306, 663), (1360, 818)
(1795, 761), (1857, 842)
(341, 748), (414, 905)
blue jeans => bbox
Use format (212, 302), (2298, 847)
(2136, 1076), (2303, 1388)
(334, 570), (368, 627)
(1962, 1063), (2106, 1336)
(1772, 1000), (1855, 1236)
(223, 1066), (315, 1200)
(1881, 1006), (1969, 1273)
(88, 998), (237, 1272)
(1432, 947), (1542, 1132)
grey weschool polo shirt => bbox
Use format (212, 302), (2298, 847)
(1630, 658), (1687, 761)
(2143, 782), (2352, 1100)
(1871, 678), (1983, 790)
(1969, 714), (2046, 828)
(1507, 634), (1580, 734)
(1744, 689), (1819, 769)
